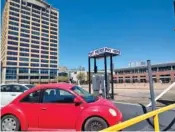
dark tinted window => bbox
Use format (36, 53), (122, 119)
(42, 89), (75, 103)
(12, 85), (27, 92)
(1, 85), (13, 92)
(21, 90), (41, 103)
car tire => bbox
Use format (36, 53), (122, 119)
(1, 115), (20, 131)
(84, 117), (108, 131)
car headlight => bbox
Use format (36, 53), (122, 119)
(109, 108), (117, 116)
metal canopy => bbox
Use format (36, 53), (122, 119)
(88, 47), (120, 99)
(88, 47), (120, 59)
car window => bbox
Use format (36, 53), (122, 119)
(12, 85), (27, 92)
(42, 88), (75, 103)
(21, 90), (41, 103)
(1, 85), (13, 92)
(25, 84), (35, 89)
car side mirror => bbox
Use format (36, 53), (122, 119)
(74, 97), (81, 105)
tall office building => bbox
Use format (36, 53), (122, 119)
(1, 0), (59, 84)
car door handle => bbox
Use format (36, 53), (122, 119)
(11, 94), (16, 96)
(41, 108), (47, 110)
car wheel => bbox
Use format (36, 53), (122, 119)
(1, 115), (20, 131)
(84, 117), (108, 131)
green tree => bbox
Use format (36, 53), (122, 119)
(76, 72), (85, 82)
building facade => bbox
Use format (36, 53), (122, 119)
(114, 62), (175, 83)
(1, 0), (59, 84)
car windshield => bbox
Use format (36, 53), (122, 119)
(71, 86), (98, 103)
(25, 84), (35, 89)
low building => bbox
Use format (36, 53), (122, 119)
(114, 62), (175, 83)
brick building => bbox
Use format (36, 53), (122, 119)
(114, 62), (175, 83)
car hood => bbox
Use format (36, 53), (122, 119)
(93, 97), (116, 108)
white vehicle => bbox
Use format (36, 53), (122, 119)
(0, 84), (35, 107)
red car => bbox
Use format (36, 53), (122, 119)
(1, 83), (122, 131)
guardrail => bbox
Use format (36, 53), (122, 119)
(100, 104), (175, 132)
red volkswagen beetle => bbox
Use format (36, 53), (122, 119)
(1, 83), (122, 131)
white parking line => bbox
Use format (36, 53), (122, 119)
(112, 101), (147, 107)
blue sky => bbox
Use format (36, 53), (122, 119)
(1, 0), (175, 70)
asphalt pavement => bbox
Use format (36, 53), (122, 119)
(113, 102), (175, 131)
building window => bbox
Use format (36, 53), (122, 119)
(41, 59), (48, 63)
(7, 56), (17, 61)
(32, 31), (40, 36)
(42, 12), (49, 17)
(41, 55), (48, 59)
(21, 33), (30, 38)
(21, 15), (30, 20)
(41, 46), (49, 50)
(30, 68), (39, 74)
(50, 60), (57, 64)
(31, 35), (39, 40)
(31, 45), (39, 49)
(20, 38), (29, 42)
(32, 22), (40, 27)
(32, 18), (40, 23)
(50, 65), (57, 68)
(42, 37), (49, 41)
(31, 54), (39, 58)
(50, 52), (57, 55)
(41, 64), (48, 67)
(21, 24), (30, 29)
(20, 43), (29, 47)
(32, 13), (40, 18)
(7, 62), (17, 65)
(31, 40), (39, 44)
(50, 44), (57, 47)
(50, 27), (57, 31)
(51, 11), (57, 16)
(8, 31), (18, 36)
(19, 63), (29, 66)
(50, 56), (57, 59)
(41, 76), (48, 79)
(19, 57), (29, 62)
(21, 29), (30, 33)
(6, 67), (17, 80)
(31, 63), (39, 67)
(41, 69), (48, 74)
(21, 19), (30, 24)
(12, 0), (20, 3)
(41, 42), (49, 46)
(19, 68), (28, 73)
(10, 2), (20, 7)
(42, 20), (49, 25)
(41, 51), (48, 54)
(51, 23), (57, 27)
(19, 76), (29, 79)
(42, 25), (49, 29)
(9, 11), (19, 17)
(10, 7), (19, 12)
(7, 51), (17, 56)
(50, 36), (57, 39)
(21, 10), (30, 15)
(50, 69), (57, 75)
(31, 59), (39, 62)
(50, 31), (57, 35)
(20, 48), (29, 52)
(21, 6), (30, 11)
(8, 46), (18, 50)
(42, 29), (49, 33)
(9, 21), (19, 26)
(42, 33), (49, 37)
(50, 48), (57, 51)
(30, 76), (39, 79)
(9, 26), (18, 31)
(8, 41), (18, 46)
(32, 9), (40, 14)
(50, 19), (57, 23)
(31, 49), (39, 53)
(42, 16), (49, 21)
(20, 53), (29, 57)
(32, 4), (41, 10)
(9, 16), (19, 21)
(51, 15), (57, 20)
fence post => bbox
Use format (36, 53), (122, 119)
(154, 114), (160, 132)
(147, 60), (156, 110)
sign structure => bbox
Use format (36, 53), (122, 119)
(88, 47), (120, 58)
